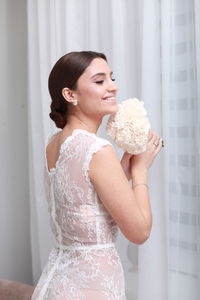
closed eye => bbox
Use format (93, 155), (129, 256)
(95, 78), (116, 84)
(95, 80), (104, 84)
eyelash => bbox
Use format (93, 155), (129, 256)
(95, 78), (116, 84)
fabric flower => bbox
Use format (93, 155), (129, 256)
(106, 98), (151, 154)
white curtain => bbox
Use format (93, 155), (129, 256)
(161, 0), (200, 299)
(137, 1), (168, 299)
(27, 0), (200, 299)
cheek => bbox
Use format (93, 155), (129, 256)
(80, 86), (102, 99)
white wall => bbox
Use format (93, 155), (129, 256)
(0, 0), (32, 284)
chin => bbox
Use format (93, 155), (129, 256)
(98, 101), (118, 117)
(107, 104), (118, 114)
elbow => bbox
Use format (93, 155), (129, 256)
(133, 230), (151, 244)
(126, 224), (152, 245)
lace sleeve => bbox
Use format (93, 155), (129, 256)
(83, 137), (112, 184)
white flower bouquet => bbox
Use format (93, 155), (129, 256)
(106, 98), (151, 154)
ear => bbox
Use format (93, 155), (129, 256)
(62, 87), (76, 104)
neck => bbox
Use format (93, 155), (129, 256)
(64, 114), (102, 134)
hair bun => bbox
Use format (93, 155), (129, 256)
(49, 111), (66, 129)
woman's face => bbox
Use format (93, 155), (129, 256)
(74, 58), (118, 117)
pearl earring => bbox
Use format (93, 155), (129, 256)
(72, 99), (78, 106)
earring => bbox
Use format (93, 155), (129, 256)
(72, 99), (78, 106)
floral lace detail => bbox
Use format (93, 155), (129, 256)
(32, 129), (126, 300)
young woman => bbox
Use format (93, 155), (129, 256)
(31, 51), (162, 300)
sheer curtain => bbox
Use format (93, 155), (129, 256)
(139, 1), (200, 299)
(161, 0), (200, 299)
(137, 1), (168, 299)
(27, 0), (200, 299)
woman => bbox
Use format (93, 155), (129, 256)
(32, 51), (162, 300)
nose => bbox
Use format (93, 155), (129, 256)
(108, 79), (118, 93)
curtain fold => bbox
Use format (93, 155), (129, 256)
(161, 0), (200, 299)
(137, 1), (168, 299)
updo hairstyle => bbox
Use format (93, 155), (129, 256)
(48, 51), (107, 129)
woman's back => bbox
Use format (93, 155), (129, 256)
(31, 129), (126, 300)
(46, 129), (118, 248)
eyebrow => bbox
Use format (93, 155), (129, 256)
(91, 71), (113, 79)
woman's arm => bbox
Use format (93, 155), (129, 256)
(89, 130), (162, 244)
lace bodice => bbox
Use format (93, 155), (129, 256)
(32, 129), (126, 300)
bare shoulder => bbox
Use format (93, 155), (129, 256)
(90, 142), (118, 163)
(89, 143), (124, 182)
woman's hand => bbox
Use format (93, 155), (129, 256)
(120, 130), (163, 180)
(120, 152), (133, 181)
(130, 130), (162, 173)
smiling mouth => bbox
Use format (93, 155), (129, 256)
(101, 97), (116, 103)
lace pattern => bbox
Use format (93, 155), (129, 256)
(32, 129), (126, 300)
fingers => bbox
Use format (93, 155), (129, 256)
(153, 138), (163, 154)
(125, 151), (133, 159)
(147, 130), (163, 153)
(148, 130), (154, 141)
(152, 137), (161, 148)
(148, 130), (159, 145)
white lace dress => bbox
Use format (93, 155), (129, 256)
(31, 129), (126, 300)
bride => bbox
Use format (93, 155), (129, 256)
(31, 51), (162, 300)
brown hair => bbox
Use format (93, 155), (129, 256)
(48, 51), (107, 128)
